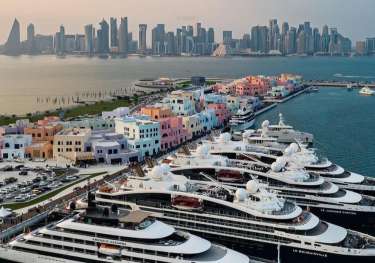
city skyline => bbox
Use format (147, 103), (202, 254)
(1, 0), (375, 43)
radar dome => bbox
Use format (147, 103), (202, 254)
(235, 188), (248, 202)
(290, 143), (299, 153)
(160, 163), (171, 175)
(261, 120), (270, 128)
(219, 133), (231, 143)
(271, 162), (283, 172)
(284, 146), (293, 156)
(150, 165), (163, 180)
(246, 180), (259, 194)
(196, 144), (210, 157)
(276, 157), (287, 168)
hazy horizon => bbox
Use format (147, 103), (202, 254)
(1, 0), (375, 44)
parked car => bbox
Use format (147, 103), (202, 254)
(15, 195), (26, 202)
(19, 171), (28, 176)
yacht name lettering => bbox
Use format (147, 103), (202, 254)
(93, 238), (126, 246)
(292, 249), (328, 257)
(320, 209), (357, 215)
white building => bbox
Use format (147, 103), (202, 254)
(102, 107), (130, 119)
(115, 116), (160, 160)
(1, 134), (32, 160)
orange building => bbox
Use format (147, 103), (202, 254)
(140, 106), (173, 120)
(24, 121), (63, 160)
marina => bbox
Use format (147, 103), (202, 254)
(0, 74), (374, 263)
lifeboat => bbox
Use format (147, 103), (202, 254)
(99, 185), (114, 193)
(171, 195), (203, 211)
(98, 244), (121, 256)
(217, 170), (244, 183)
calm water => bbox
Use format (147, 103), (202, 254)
(255, 88), (375, 177)
(0, 56), (374, 176)
(0, 55), (375, 114)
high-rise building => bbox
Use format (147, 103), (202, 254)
(139, 24), (147, 52)
(286, 27), (297, 54)
(251, 26), (268, 53)
(268, 19), (279, 51)
(223, 31), (232, 45)
(4, 18), (21, 55)
(165, 31), (175, 55)
(27, 23), (36, 54)
(84, 24), (94, 54)
(118, 17), (129, 56)
(97, 19), (109, 53)
(365, 38), (375, 55)
(175, 28), (182, 55)
(297, 30), (306, 54)
(152, 24), (165, 55)
(54, 25), (65, 54)
(321, 25), (330, 53)
(356, 41), (366, 55)
(110, 17), (118, 47)
(208, 28), (215, 44)
(313, 28), (321, 53)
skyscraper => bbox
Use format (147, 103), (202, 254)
(54, 25), (65, 54)
(176, 28), (182, 55)
(110, 17), (118, 47)
(4, 18), (21, 55)
(313, 28), (321, 53)
(165, 31), (175, 55)
(84, 24), (94, 54)
(151, 24), (165, 55)
(118, 17), (129, 56)
(27, 23), (36, 54)
(286, 27), (297, 54)
(268, 19), (279, 51)
(139, 24), (147, 52)
(251, 26), (268, 53)
(98, 19), (109, 53)
(223, 31), (232, 45)
(321, 25), (330, 53)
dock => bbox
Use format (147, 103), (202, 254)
(303, 81), (375, 88)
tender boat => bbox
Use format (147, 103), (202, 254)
(359, 86), (374, 96)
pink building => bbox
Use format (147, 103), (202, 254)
(140, 105), (189, 152)
(207, 103), (231, 127)
(159, 116), (189, 152)
(235, 76), (271, 96)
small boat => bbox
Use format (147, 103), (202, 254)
(359, 86), (374, 96)
(310, 86), (319, 92)
(171, 195), (203, 211)
(217, 169), (244, 183)
(347, 84), (353, 91)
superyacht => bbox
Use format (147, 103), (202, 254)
(166, 144), (375, 234)
(0, 195), (249, 263)
(255, 114), (314, 144)
(217, 131), (375, 196)
(95, 164), (375, 263)
(229, 106), (256, 132)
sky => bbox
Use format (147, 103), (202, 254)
(0, 0), (374, 43)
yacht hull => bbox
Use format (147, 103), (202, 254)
(230, 119), (255, 132)
(305, 206), (375, 235)
(192, 231), (375, 263)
